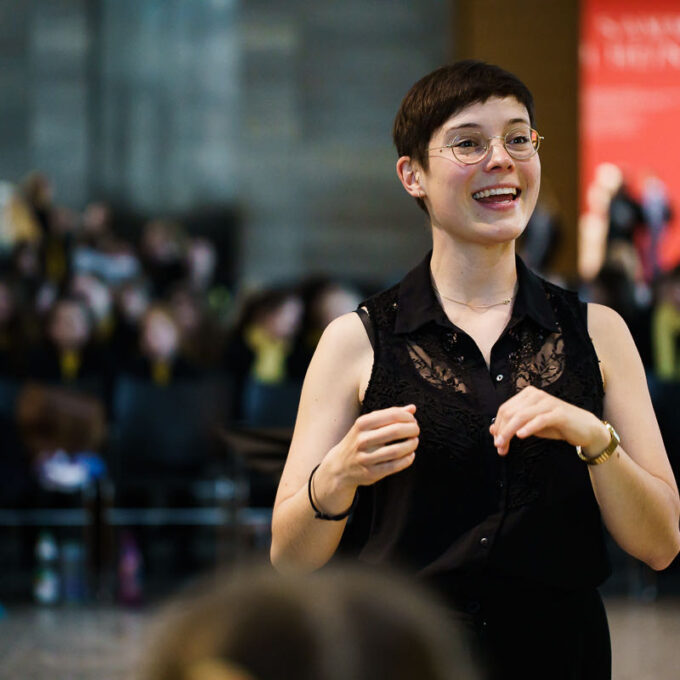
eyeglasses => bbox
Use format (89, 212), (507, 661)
(428, 127), (543, 165)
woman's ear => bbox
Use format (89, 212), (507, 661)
(396, 156), (426, 199)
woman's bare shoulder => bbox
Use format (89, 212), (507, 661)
(304, 311), (374, 403)
(317, 311), (373, 359)
(586, 302), (633, 354)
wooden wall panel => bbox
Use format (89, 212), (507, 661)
(452, 0), (580, 275)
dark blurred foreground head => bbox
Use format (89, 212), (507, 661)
(141, 563), (478, 680)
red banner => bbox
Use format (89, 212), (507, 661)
(580, 0), (680, 275)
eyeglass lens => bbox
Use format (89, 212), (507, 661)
(452, 127), (539, 163)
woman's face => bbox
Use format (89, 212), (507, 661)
(48, 302), (91, 350)
(141, 310), (180, 360)
(417, 96), (541, 246)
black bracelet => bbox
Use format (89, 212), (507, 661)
(307, 464), (358, 521)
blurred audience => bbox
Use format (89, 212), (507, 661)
(1, 168), (375, 505)
(652, 266), (680, 381)
(516, 183), (562, 279)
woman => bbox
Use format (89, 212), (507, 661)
(270, 61), (680, 679)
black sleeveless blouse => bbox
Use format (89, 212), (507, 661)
(340, 252), (611, 594)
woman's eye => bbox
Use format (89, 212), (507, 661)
(454, 137), (481, 148)
(507, 129), (532, 145)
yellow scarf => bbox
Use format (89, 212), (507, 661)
(60, 350), (81, 382)
(152, 359), (172, 386)
(244, 325), (289, 383)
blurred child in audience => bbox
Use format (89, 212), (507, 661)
(70, 272), (116, 345)
(186, 237), (218, 294)
(0, 278), (28, 378)
(652, 266), (680, 381)
(111, 277), (152, 366)
(126, 303), (200, 385)
(288, 277), (363, 380)
(169, 284), (222, 369)
(140, 219), (188, 297)
(20, 171), (53, 236)
(223, 287), (303, 420)
(28, 296), (111, 402)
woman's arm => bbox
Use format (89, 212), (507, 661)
(587, 303), (680, 569)
(489, 303), (680, 570)
(270, 312), (419, 573)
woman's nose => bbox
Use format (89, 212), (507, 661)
(484, 137), (515, 169)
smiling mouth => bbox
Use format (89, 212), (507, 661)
(472, 187), (521, 204)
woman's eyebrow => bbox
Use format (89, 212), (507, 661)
(444, 117), (530, 134)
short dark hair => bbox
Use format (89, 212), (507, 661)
(393, 60), (536, 212)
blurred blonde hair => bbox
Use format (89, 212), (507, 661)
(141, 562), (477, 680)
(0, 182), (41, 248)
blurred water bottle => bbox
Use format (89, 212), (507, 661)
(34, 530), (60, 605)
(117, 531), (143, 605)
(61, 540), (87, 604)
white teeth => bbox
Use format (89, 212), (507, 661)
(472, 187), (518, 200)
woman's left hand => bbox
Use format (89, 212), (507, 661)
(489, 385), (610, 457)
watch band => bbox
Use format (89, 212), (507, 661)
(576, 421), (620, 466)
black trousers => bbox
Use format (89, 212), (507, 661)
(441, 580), (611, 680)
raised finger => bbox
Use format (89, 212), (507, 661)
(358, 437), (419, 465)
(491, 387), (545, 436)
(497, 411), (562, 456)
(356, 404), (417, 431)
(514, 412), (562, 440)
(359, 421), (420, 451)
(493, 402), (551, 448)
(369, 450), (417, 483)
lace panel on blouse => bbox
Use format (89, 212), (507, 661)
(406, 337), (469, 393)
(508, 326), (565, 390)
(403, 321), (566, 394)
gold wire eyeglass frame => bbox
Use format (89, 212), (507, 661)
(428, 128), (544, 165)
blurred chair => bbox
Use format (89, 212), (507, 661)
(0, 376), (20, 418)
(218, 376), (298, 556)
(0, 377), (31, 507)
(241, 377), (301, 428)
(108, 373), (231, 497)
(105, 375), (238, 576)
(217, 424), (290, 549)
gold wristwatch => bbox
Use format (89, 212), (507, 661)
(576, 421), (620, 466)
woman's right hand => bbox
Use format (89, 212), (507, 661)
(312, 404), (419, 515)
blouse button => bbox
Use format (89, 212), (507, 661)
(480, 537), (489, 547)
(495, 374), (504, 382)
(466, 601), (481, 614)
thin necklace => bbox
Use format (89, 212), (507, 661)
(432, 279), (516, 310)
